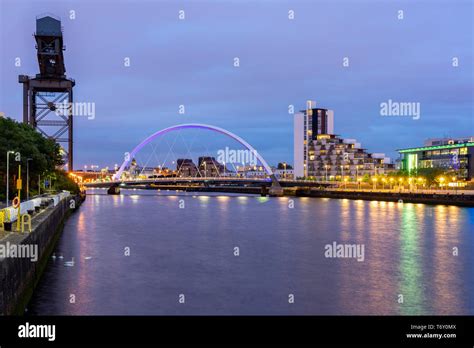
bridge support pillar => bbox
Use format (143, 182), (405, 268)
(107, 184), (121, 195)
(268, 175), (284, 197)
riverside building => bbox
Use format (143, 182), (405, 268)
(294, 100), (393, 180)
(398, 136), (474, 180)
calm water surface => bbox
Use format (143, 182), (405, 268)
(27, 189), (474, 315)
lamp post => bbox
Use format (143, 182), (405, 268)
(5, 151), (15, 206)
(357, 177), (362, 190)
(372, 177), (377, 190)
(325, 165), (328, 182)
(439, 176), (445, 191)
(390, 177), (394, 191)
(26, 158), (32, 200)
(16, 164), (22, 231)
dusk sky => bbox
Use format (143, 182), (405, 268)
(1, 0), (473, 168)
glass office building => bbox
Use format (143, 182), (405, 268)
(398, 140), (474, 180)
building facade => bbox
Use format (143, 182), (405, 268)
(272, 168), (294, 180)
(176, 159), (199, 177)
(198, 156), (225, 177)
(294, 100), (393, 180)
(307, 134), (392, 180)
(398, 137), (474, 180)
(294, 101), (334, 177)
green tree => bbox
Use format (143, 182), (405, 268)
(0, 117), (78, 202)
(414, 168), (447, 187)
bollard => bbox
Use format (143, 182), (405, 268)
(2, 209), (12, 232)
(21, 214), (32, 233)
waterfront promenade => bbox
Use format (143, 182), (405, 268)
(0, 193), (83, 315)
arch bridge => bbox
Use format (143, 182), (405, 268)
(103, 123), (283, 195)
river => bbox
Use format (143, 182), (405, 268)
(27, 189), (474, 315)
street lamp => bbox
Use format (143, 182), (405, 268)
(26, 158), (32, 200)
(5, 151), (15, 206)
(344, 177), (348, 189)
(389, 177), (394, 190)
(439, 176), (445, 190)
(408, 177), (413, 191)
(325, 165), (329, 182)
(357, 177), (362, 190)
(382, 177), (386, 190)
(372, 177), (377, 190)
(416, 177), (423, 191)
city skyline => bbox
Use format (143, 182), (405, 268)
(1, 0), (473, 169)
(0, 1), (473, 343)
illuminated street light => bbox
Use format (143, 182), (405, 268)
(372, 177), (377, 190)
(439, 176), (446, 190)
(26, 158), (33, 200)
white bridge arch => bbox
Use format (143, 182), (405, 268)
(112, 123), (274, 181)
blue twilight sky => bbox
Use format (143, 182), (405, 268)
(0, 0), (473, 168)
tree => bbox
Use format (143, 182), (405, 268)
(414, 168), (447, 187)
(277, 162), (293, 170)
(0, 117), (77, 201)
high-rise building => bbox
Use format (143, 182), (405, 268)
(294, 101), (334, 177)
(294, 100), (393, 180)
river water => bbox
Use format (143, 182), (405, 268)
(27, 189), (474, 315)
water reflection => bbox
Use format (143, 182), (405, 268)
(399, 205), (423, 315)
(432, 205), (463, 314)
(27, 190), (474, 315)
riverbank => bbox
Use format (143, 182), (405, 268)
(287, 188), (474, 207)
(117, 184), (474, 207)
(0, 193), (84, 315)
